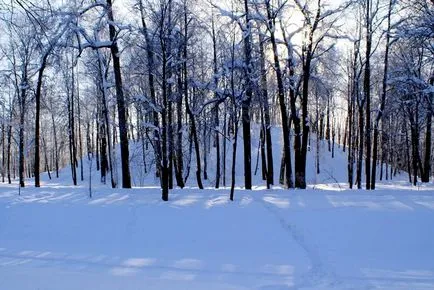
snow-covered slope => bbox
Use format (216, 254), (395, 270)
(40, 126), (409, 190)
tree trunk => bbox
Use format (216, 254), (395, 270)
(140, 0), (161, 180)
(203, 119), (208, 180)
(326, 94), (331, 151)
(267, 5), (292, 188)
(175, 63), (184, 188)
(51, 111), (59, 178)
(67, 74), (77, 186)
(230, 118), (239, 201)
(214, 104), (221, 188)
(347, 78), (354, 188)
(168, 90), (174, 189)
(18, 69), (28, 188)
(34, 55), (48, 187)
(299, 49), (311, 189)
(107, 0), (131, 188)
(242, 0), (252, 190)
(260, 119), (267, 180)
(7, 104), (12, 184)
(212, 15), (221, 189)
(100, 111), (108, 184)
(343, 116), (348, 153)
(223, 104), (227, 187)
(95, 118), (100, 172)
(96, 51), (116, 188)
(185, 95), (204, 189)
(332, 117), (335, 158)
(404, 122), (412, 183)
(86, 122), (92, 160)
(411, 123), (420, 186)
(161, 46), (170, 200)
(356, 105), (364, 189)
(1, 110), (4, 183)
(364, 0), (372, 190)
(380, 119), (386, 181)
(259, 32), (273, 188)
(76, 70), (84, 182)
(422, 76), (433, 182)
(42, 136), (51, 180)
(371, 0), (392, 189)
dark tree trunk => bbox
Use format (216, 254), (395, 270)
(212, 15), (221, 189)
(229, 31), (238, 200)
(184, 128), (193, 184)
(34, 55), (48, 187)
(242, 0), (252, 190)
(260, 119), (267, 180)
(230, 118), (239, 201)
(223, 105), (227, 187)
(51, 111), (59, 179)
(411, 123), (420, 186)
(18, 69), (28, 189)
(95, 118), (100, 172)
(356, 105), (364, 189)
(349, 39), (361, 189)
(161, 47), (170, 200)
(100, 112), (108, 184)
(214, 104), (221, 188)
(1, 111), (4, 183)
(299, 49), (312, 189)
(168, 90), (174, 189)
(371, 0), (392, 189)
(267, 4), (292, 188)
(319, 114), (324, 140)
(326, 94), (331, 151)
(297, 8), (320, 189)
(42, 137), (51, 180)
(139, 109), (148, 175)
(7, 105), (12, 184)
(203, 119), (208, 180)
(107, 0), (131, 188)
(343, 116), (348, 153)
(332, 117), (335, 158)
(380, 119), (386, 181)
(347, 76), (354, 188)
(97, 52), (116, 188)
(404, 122), (412, 183)
(316, 93), (320, 174)
(67, 75), (77, 186)
(174, 73), (185, 188)
(422, 76), (433, 182)
(364, 0), (372, 190)
(259, 32), (273, 188)
(76, 72), (84, 182)
(86, 122), (92, 160)
(182, 6), (202, 190)
(185, 95), (203, 190)
(140, 0), (161, 180)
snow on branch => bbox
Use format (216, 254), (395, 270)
(81, 40), (114, 50)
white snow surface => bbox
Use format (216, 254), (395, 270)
(1, 133), (434, 289)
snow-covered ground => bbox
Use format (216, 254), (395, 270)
(1, 181), (434, 289)
(1, 134), (434, 289)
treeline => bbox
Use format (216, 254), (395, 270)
(0, 0), (431, 200)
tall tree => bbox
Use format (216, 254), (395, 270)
(106, 0), (131, 188)
(371, 0), (393, 189)
(264, 0), (292, 188)
(241, 0), (252, 190)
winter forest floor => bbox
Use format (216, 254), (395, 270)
(1, 139), (434, 289)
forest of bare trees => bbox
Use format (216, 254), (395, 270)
(0, 0), (432, 200)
